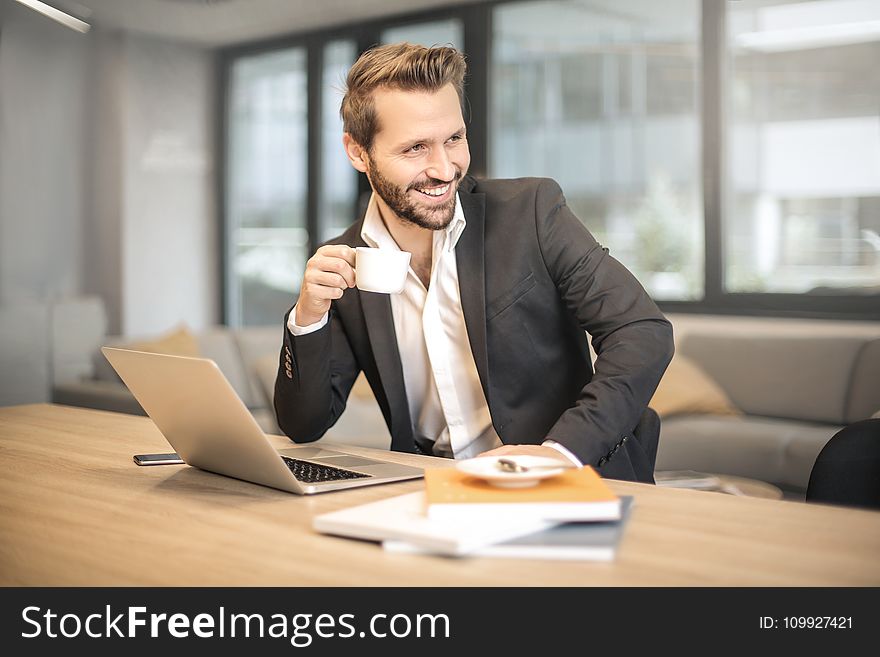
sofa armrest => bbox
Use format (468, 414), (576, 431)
(52, 380), (147, 416)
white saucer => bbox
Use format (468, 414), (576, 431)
(455, 455), (566, 488)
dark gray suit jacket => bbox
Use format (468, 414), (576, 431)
(274, 176), (674, 482)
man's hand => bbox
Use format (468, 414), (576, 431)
(295, 245), (356, 326)
(478, 444), (572, 463)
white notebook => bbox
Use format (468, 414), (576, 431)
(384, 496), (634, 561)
(313, 491), (554, 556)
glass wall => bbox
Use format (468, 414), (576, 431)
(226, 47), (308, 326)
(490, 0), (703, 300)
(381, 18), (464, 49)
(221, 0), (880, 321)
(319, 40), (359, 243)
(726, 0), (880, 294)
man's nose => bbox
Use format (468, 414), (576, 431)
(425, 147), (455, 182)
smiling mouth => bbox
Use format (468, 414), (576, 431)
(413, 183), (450, 198)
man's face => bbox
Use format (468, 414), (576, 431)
(356, 84), (470, 231)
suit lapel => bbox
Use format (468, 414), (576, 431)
(359, 290), (414, 452)
(456, 188), (491, 404)
(349, 214), (416, 451)
(355, 182), (490, 450)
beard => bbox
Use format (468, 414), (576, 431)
(365, 161), (462, 231)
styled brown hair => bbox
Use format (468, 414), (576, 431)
(341, 42), (466, 152)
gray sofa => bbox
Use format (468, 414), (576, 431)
(0, 295), (390, 446)
(0, 296), (286, 435)
(656, 318), (880, 495)
(55, 324), (287, 435)
(7, 298), (877, 496)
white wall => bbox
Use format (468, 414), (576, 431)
(0, 0), (218, 337)
(119, 34), (217, 336)
(0, 1), (90, 303)
(83, 29), (124, 334)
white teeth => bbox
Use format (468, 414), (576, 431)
(416, 184), (449, 197)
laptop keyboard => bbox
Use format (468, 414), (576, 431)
(281, 456), (371, 484)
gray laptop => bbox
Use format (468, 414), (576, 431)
(102, 347), (423, 494)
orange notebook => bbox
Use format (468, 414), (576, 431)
(424, 466), (621, 522)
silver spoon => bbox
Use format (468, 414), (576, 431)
(495, 458), (574, 473)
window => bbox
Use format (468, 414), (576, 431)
(726, 0), (880, 295)
(221, 0), (880, 321)
(381, 19), (464, 49)
(226, 47), (308, 326)
(319, 40), (358, 243)
(490, 0), (703, 301)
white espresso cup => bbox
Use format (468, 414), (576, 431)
(355, 247), (411, 294)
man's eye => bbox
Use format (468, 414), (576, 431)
(407, 144), (425, 153)
(448, 134), (463, 143)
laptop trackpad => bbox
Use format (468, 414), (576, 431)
(316, 455), (383, 468)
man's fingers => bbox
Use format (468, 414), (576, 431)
(295, 245), (356, 326)
(478, 445), (569, 462)
(303, 282), (344, 302)
(310, 253), (356, 288)
(316, 244), (356, 267)
(306, 270), (350, 290)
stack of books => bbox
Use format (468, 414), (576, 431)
(313, 465), (634, 560)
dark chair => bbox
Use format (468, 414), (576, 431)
(806, 418), (880, 510)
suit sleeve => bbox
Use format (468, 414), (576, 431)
(534, 179), (675, 465)
(274, 304), (360, 443)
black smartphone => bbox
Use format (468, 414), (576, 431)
(133, 453), (185, 466)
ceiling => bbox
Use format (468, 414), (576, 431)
(50, 0), (485, 47)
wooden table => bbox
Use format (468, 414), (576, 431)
(1, 404), (879, 586)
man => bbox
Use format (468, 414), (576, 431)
(274, 43), (674, 482)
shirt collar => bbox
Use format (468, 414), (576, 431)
(360, 191), (467, 253)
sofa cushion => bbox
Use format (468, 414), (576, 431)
(657, 415), (842, 491)
(94, 339), (125, 384)
(97, 326), (201, 384)
(678, 333), (867, 425)
(233, 327), (284, 412)
(51, 296), (107, 385)
(649, 355), (740, 419)
(53, 379), (146, 416)
(844, 338), (880, 423)
(122, 325), (200, 358)
(0, 302), (50, 405)
(196, 329), (255, 408)
(97, 327), (261, 409)
(251, 407), (280, 436)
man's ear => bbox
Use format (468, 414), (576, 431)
(342, 133), (369, 173)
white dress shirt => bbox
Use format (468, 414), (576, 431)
(289, 192), (580, 464)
